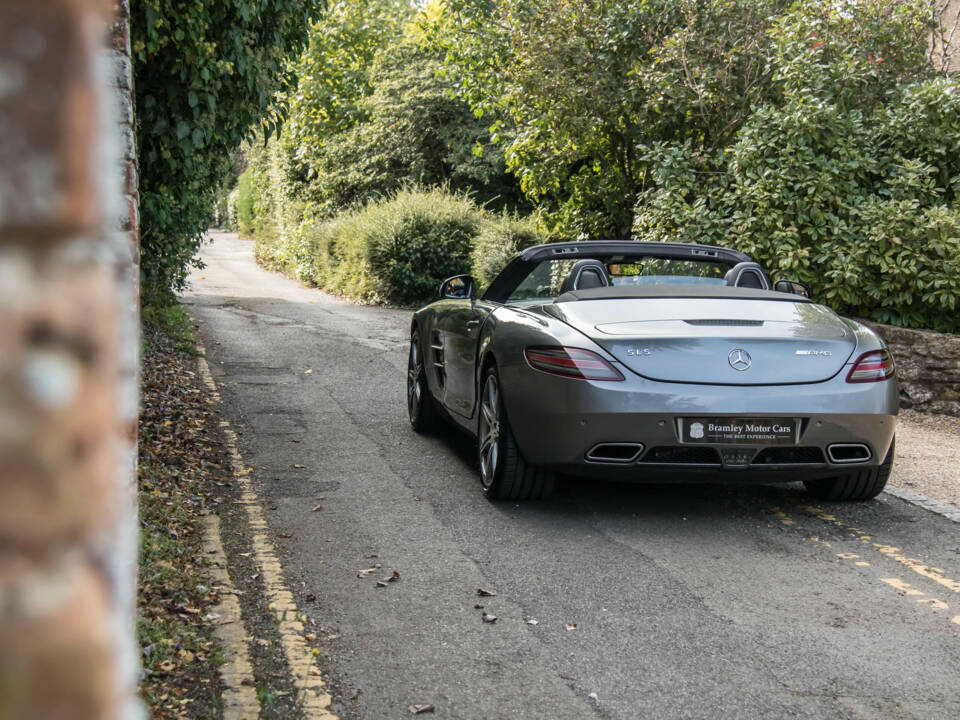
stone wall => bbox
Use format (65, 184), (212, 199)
(865, 321), (960, 417)
(0, 1), (141, 718)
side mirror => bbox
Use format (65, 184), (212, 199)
(439, 274), (474, 300)
(774, 279), (812, 299)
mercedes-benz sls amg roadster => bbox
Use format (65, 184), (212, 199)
(406, 241), (897, 502)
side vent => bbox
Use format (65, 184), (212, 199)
(431, 330), (445, 389)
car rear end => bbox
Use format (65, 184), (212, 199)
(493, 295), (898, 487)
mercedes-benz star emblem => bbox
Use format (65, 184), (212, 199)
(728, 349), (752, 371)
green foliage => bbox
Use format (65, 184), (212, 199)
(141, 302), (197, 355)
(298, 42), (523, 214)
(286, 0), (414, 145)
(428, 0), (960, 331)
(236, 171), (254, 235)
(245, 0), (524, 285)
(471, 214), (546, 290)
(629, 0), (960, 332)
(132, 0), (321, 295)
(254, 188), (548, 305)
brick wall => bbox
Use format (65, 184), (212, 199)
(0, 1), (141, 718)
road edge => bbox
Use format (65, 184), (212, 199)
(196, 347), (339, 719)
(884, 486), (960, 524)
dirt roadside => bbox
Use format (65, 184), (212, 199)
(890, 409), (960, 512)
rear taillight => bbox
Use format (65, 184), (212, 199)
(524, 346), (624, 381)
(846, 349), (895, 383)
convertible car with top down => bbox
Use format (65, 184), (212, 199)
(406, 241), (897, 502)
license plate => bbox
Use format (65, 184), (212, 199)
(680, 417), (799, 445)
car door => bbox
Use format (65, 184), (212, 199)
(436, 300), (495, 418)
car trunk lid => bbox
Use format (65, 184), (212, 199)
(545, 298), (855, 385)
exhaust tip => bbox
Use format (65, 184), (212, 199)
(827, 443), (872, 464)
(585, 442), (645, 464)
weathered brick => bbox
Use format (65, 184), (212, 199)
(0, 1), (112, 238)
(0, 262), (119, 551)
(0, 563), (117, 720)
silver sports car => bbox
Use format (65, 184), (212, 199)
(407, 241), (897, 502)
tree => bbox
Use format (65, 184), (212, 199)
(299, 42), (524, 213)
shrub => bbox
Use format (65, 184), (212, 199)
(471, 213), (545, 290)
(226, 186), (239, 231)
(634, 79), (960, 332)
(255, 187), (484, 305)
(236, 171), (254, 236)
(338, 188), (482, 304)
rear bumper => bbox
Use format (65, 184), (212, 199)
(500, 359), (897, 479)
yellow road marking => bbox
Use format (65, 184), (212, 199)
(881, 578), (925, 596)
(202, 515), (260, 719)
(917, 598), (949, 611)
(197, 352), (338, 719)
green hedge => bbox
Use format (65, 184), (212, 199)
(236, 170), (254, 235)
(634, 78), (960, 332)
(254, 188), (549, 305)
(471, 213), (544, 290)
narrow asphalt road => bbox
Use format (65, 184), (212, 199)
(184, 232), (960, 720)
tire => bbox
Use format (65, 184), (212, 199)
(477, 366), (554, 501)
(407, 328), (436, 433)
(803, 437), (895, 501)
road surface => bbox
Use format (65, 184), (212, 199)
(184, 232), (960, 720)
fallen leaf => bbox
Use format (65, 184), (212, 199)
(481, 612), (497, 624)
(304, 633), (317, 641)
(159, 660), (175, 672)
(565, 623), (578, 631)
(385, 570), (400, 582)
(476, 588), (497, 597)
(409, 704), (435, 714)
(312, 504), (323, 512)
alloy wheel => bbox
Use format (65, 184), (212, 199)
(407, 336), (423, 421)
(478, 374), (501, 486)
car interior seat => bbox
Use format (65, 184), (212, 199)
(559, 259), (611, 294)
(724, 262), (770, 290)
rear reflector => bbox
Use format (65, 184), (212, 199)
(524, 346), (624, 381)
(846, 349), (895, 383)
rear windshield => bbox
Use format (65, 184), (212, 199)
(506, 256), (733, 305)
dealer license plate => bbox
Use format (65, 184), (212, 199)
(680, 417), (799, 445)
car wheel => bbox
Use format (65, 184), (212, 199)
(803, 437), (895, 501)
(407, 329), (436, 432)
(477, 366), (554, 500)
